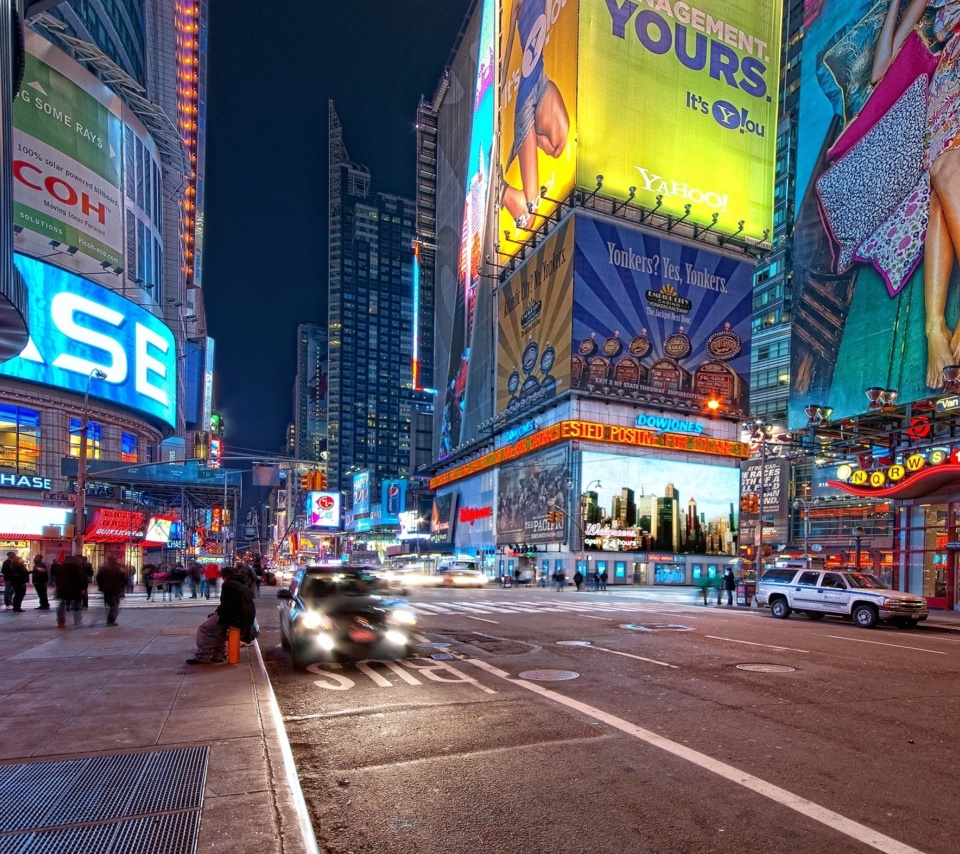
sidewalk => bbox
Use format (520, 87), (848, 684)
(0, 586), (318, 854)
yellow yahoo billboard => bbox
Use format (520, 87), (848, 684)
(576, 0), (782, 242)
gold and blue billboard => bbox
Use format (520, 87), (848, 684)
(497, 0), (782, 259)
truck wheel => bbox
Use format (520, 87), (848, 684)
(770, 598), (791, 619)
(852, 604), (878, 628)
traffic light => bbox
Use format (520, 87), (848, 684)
(316, 472), (327, 490)
(300, 473), (312, 491)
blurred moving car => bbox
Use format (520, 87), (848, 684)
(437, 568), (489, 588)
(277, 565), (418, 668)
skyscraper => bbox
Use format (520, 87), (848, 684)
(326, 102), (428, 500)
(293, 323), (328, 463)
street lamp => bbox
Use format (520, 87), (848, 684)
(74, 368), (107, 557)
(793, 498), (811, 556)
(852, 525), (865, 570)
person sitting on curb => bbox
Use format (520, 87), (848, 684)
(186, 565), (256, 665)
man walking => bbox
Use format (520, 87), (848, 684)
(2, 551), (18, 608)
(52, 555), (86, 627)
(96, 556), (127, 626)
(5, 554), (29, 612)
(187, 565), (256, 665)
(721, 566), (736, 606)
(31, 554), (50, 610)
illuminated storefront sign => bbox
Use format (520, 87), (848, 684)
(84, 509), (145, 543)
(352, 470), (370, 516)
(0, 500), (71, 538)
(0, 474), (51, 490)
(459, 505), (493, 525)
(431, 418), (749, 489)
(830, 447), (960, 499)
(1, 255), (176, 428)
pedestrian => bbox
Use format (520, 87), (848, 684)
(573, 569), (584, 591)
(170, 563), (186, 599)
(233, 562), (257, 597)
(598, 569), (608, 591)
(31, 553), (50, 610)
(96, 555), (127, 626)
(513, 567), (521, 588)
(5, 553), (29, 612)
(187, 561), (202, 598)
(78, 556), (93, 609)
(143, 563), (156, 600)
(187, 566), (257, 665)
(721, 566), (736, 606)
(203, 562), (220, 599)
(553, 567), (566, 592)
(1, 551), (18, 608)
(154, 565), (171, 600)
(52, 555), (86, 627)
(696, 571), (710, 605)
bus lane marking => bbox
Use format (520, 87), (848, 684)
(706, 636), (810, 653)
(462, 657), (924, 854)
(826, 636), (946, 655)
(304, 657), (497, 694)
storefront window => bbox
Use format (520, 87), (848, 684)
(0, 404), (40, 474)
(654, 562), (685, 584)
(69, 419), (103, 460)
(904, 504), (948, 599)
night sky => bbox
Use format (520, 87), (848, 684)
(202, 1), (473, 457)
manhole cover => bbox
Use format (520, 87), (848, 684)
(518, 670), (579, 681)
(556, 641), (592, 646)
(430, 653), (455, 660)
(621, 623), (694, 632)
(736, 663), (797, 673)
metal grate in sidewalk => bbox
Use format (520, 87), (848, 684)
(0, 746), (208, 854)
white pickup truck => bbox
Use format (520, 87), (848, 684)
(754, 567), (929, 628)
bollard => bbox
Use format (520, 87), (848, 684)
(227, 626), (241, 664)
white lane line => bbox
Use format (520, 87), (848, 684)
(706, 636), (810, 654)
(463, 657), (924, 854)
(826, 636), (946, 655)
(588, 645), (679, 669)
(464, 615), (499, 624)
(575, 614), (608, 620)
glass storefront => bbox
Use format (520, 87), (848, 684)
(898, 503), (954, 609)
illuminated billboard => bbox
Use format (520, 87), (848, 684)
(579, 451), (739, 554)
(352, 470), (370, 516)
(789, 1), (951, 425)
(1, 255), (176, 428)
(577, 0), (781, 242)
(13, 32), (124, 275)
(496, 446), (569, 546)
(497, 219), (574, 418)
(497, 0), (578, 258)
(381, 478), (407, 525)
(572, 216), (752, 416)
(307, 491), (341, 528)
(440, 0), (496, 456)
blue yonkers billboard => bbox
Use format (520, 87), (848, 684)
(1, 255), (176, 428)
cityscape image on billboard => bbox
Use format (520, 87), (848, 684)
(579, 451), (740, 554)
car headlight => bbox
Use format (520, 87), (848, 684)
(385, 629), (408, 646)
(300, 611), (333, 630)
(388, 608), (417, 627)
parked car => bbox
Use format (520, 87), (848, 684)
(755, 567), (928, 628)
(437, 568), (490, 588)
(277, 565), (418, 668)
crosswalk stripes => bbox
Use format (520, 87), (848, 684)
(412, 599), (705, 617)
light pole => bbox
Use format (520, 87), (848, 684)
(793, 497), (811, 556)
(74, 368), (107, 557)
(852, 525), (865, 570)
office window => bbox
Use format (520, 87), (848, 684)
(121, 432), (139, 463)
(0, 404), (40, 474)
(69, 419), (103, 460)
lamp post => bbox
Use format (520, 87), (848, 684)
(852, 525), (865, 570)
(793, 498), (811, 556)
(74, 368), (107, 557)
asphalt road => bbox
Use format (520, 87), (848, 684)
(260, 585), (960, 854)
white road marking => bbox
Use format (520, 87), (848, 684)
(464, 615), (499, 624)
(706, 636), (810, 653)
(463, 657), (925, 854)
(588, 645), (679, 669)
(825, 636), (947, 655)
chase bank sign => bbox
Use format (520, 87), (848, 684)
(0, 474), (52, 490)
(1, 255), (176, 428)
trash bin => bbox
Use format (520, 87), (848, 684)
(736, 581), (756, 606)
(500, 574), (512, 589)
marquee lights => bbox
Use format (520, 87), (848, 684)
(431, 419), (747, 489)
